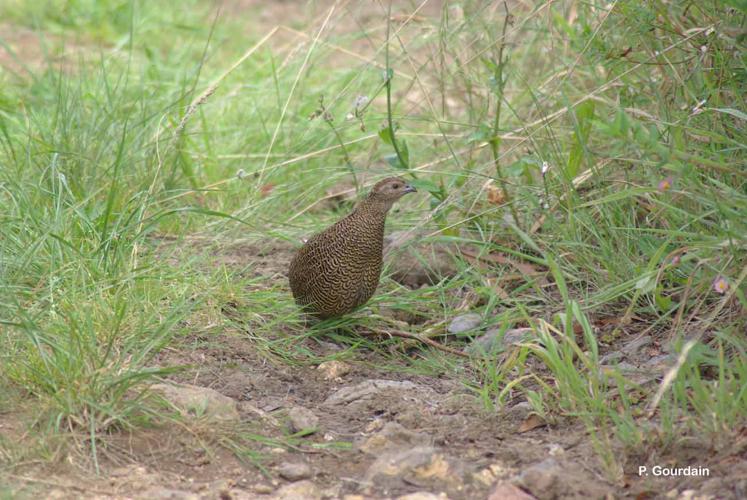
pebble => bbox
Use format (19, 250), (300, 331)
(287, 406), (319, 434)
(397, 493), (449, 500)
(465, 327), (532, 354)
(487, 483), (536, 500)
(277, 462), (312, 481)
(447, 313), (482, 334)
(317, 360), (351, 380)
(273, 480), (322, 499)
(365, 446), (463, 488)
(516, 458), (562, 494)
(253, 484), (275, 494)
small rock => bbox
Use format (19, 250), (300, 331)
(365, 446), (464, 489)
(253, 484), (275, 494)
(221, 488), (255, 500)
(502, 327), (533, 346)
(504, 401), (532, 421)
(317, 360), (351, 380)
(515, 458), (611, 499)
(324, 380), (418, 406)
(677, 490), (700, 500)
(397, 493), (449, 500)
(287, 406), (319, 434)
(447, 313), (482, 334)
(465, 327), (532, 353)
(488, 483), (536, 500)
(150, 383), (239, 422)
(547, 444), (564, 456)
(473, 462), (513, 486)
(358, 422), (431, 454)
(515, 459), (561, 496)
(261, 399), (284, 412)
(277, 462), (312, 481)
(273, 480), (322, 500)
(364, 418), (385, 433)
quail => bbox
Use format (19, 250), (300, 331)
(288, 177), (417, 319)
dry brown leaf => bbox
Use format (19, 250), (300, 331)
(487, 184), (506, 205)
(518, 414), (546, 433)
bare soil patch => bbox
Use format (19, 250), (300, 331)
(2, 238), (744, 499)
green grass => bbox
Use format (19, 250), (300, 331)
(1, 0), (745, 480)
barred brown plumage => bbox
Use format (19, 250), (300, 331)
(288, 177), (417, 319)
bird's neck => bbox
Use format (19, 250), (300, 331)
(355, 197), (394, 218)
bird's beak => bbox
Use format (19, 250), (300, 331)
(404, 184), (417, 193)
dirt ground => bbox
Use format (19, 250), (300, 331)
(2, 238), (745, 500)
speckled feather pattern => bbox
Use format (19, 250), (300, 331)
(288, 177), (415, 319)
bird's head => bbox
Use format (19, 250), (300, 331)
(367, 177), (417, 206)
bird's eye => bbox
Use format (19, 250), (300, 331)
(392, 184), (400, 189)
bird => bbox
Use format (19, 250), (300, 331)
(288, 177), (417, 319)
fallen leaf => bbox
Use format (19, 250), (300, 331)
(518, 414), (546, 433)
(487, 184), (506, 205)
